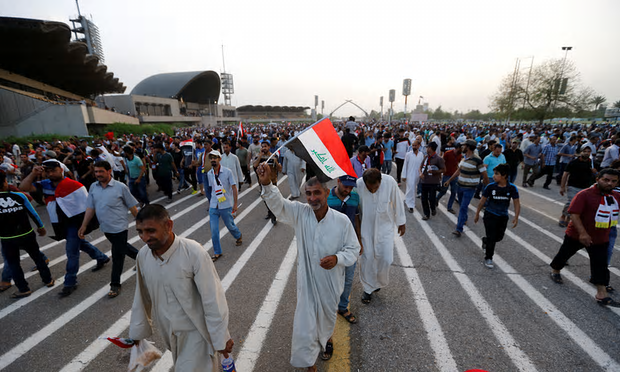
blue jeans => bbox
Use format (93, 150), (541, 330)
(128, 177), (149, 204)
(436, 175), (459, 210)
(64, 226), (108, 287)
(608, 226), (616, 266)
(338, 262), (357, 312)
(381, 160), (392, 175)
(209, 207), (242, 256)
(177, 168), (189, 190)
(456, 188), (476, 232)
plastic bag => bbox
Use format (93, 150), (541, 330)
(128, 339), (162, 372)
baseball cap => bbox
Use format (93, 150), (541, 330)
(44, 150), (57, 158)
(208, 150), (222, 158)
(339, 175), (357, 187)
(42, 159), (62, 169)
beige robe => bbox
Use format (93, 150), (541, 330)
(357, 174), (407, 294)
(261, 184), (360, 368)
(129, 235), (231, 371)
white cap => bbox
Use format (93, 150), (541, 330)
(208, 150), (222, 158)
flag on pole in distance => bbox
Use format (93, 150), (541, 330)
(283, 117), (356, 182)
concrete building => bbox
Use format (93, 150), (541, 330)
(0, 17), (136, 138)
(97, 71), (241, 127)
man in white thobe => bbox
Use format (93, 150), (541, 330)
(282, 149), (306, 199)
(220, 141), (244, 187)
(402, 140), (424, 211)
(357, 168), (407, 304)
(129, 205), (233, 371)
(258, 164), (360, 371)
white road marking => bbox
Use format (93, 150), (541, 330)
(235, 239), (297, 371)
(437, 205), (620, 370)
(394, 235), (458, 372)
(519, 186), (565, 206)
(411, 206), (537, 372)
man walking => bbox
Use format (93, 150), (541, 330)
(19, 159), (109, 297)
(207, 150), (242, 262)
(531, 135), (560, 189)
(556, 136), (578, 184)
(444, 140), (489, 237)
(236, 141), (252, 188)
(153, 143), (179, 203)
(357, 168), (406, 304)
(419, 142), (445, 220)
(282, 148), (306, 199)
(220, 141), (244, 190)
(253, 141), (281, 224)
(436, 142), (462, 213)
(258, 164), (360, 370)
(558, 146), (595, 227)
(523, 135), (543, 188)
(130, 205), (234, 370)
(402, 140), (424, 213)
(503, 140), (524, 184)
(550, 169), (620, 307)
(123, 146), (149, 207)
(79, 161), (140, 298)
(350, 145), (371, 179)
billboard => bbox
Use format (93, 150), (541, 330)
(402, 79), (411, 96)
(389, 89), (395, 102)
(605, 107), (620, 118)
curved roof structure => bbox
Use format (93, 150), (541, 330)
(131, 71), (220, 104)
(0, 17), (126, 96)
(236, 105), (310, 112)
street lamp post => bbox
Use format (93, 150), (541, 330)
(553, 46), (572, 115)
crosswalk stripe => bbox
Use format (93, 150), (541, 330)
(411, 207), (538, 371)
(519, 187), (565, 206)
(436, 205), (620, 370)
(235, 238), (297, 371)
(394, 234), (458, 371)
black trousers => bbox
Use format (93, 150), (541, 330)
(483, 213), (509, 259)
(420, 184), (438, 217)
(1, 232), (52, 292)
(550, 235), (609, 286)
(241, 165), (251, 185)
(184, 166), (197, 190)
(104, 230), (139, 287)
(156, 175), (173, 199)
(533, 165), (554, 187)
(395, 158), (405, 183)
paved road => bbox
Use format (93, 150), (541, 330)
(1, 170), (619, 372)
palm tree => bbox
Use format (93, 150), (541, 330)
(591, 95), (606, 110)
(614, 100), (620, 109)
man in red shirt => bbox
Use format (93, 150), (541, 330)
(549, 168), (620, 307)
(436, 144), (462, 213)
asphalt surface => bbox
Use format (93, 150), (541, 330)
(1, 169), (619, 372)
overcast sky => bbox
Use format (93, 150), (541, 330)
(3, 0), (619, 117)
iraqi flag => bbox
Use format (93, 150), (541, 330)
(238, 121), (245, 139)
(54, 178), (89, 219)
(281, 117), (356, 182)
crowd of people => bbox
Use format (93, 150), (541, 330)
(1, 116), (620, 370)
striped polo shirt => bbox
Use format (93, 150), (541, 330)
(457, 154), (486, 188)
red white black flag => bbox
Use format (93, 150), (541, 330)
(282, 117), (356, 182)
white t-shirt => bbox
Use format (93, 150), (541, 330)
(395, 140), (410, 159)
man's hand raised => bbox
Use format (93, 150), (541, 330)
(257, 163), (273, 185)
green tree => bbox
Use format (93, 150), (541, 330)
(431, 105), (452, 120)
(614, 100), (620, 109)
(591, 95), (606, 110)
(369, 110), (381, 120)
(490, 58), (596, 124)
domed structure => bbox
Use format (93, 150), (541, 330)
(131, 71), (220, 104)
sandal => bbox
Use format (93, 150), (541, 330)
(211, 254), (223, 262)
(361, 292), (372, 304)
(108, 286), (121, 298)
(558, 221), (568, 228)
(320, 341), (333, 361)
(596, 297), (620, 308)
(550, 273), (563, 284)
(338, 310), (358, 324)
(606, 285), (615, 293)
(11, 290), (32, 299)
(0, 282), (12, 292)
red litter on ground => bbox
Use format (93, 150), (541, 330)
(100, 336), (135, 348)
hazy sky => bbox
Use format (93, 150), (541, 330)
(3, 0), (619, 117)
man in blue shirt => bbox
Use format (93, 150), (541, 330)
(350, 146), (372, 178)
(483, 144), (507, 176)
(474, 164), (520, 269)
(326, 175), (362, 324)
(530, 135), (559, 189)
(382, 133), (394, 175)
(206, 150), (242, 262)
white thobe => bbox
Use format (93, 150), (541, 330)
(220, 153), (244, 185)
(261, 184), (360, 368)
(282, 151), (306, 198)
(357, 174), (407, 294)
(129, 235), (231, 372)
(402, 150), (424, 209)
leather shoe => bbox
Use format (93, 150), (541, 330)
(92, 257), (110, 272)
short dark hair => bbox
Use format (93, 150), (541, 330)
(136, 204), (170, 224)
(123, 146), (134, 155)
(597, 168), (620, 180)
(90, 148), (100, 157)
(358, 145), (370, 153)
(494, 144), (503, 150)
(494, 163), (510, 177)
(94, 160), (111, 170)
(305, 176), (328, 192)
(362, 168), (382, 185)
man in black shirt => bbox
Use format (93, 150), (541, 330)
(504, 140), (524, 184)
(341, 128), (357, 158)
(558, 146), (595, 227)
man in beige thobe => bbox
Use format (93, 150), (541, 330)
(129, 205), (234, 371)
(258, 164), (360, 371)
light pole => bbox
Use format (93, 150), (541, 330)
(552, 46), (572, 116)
